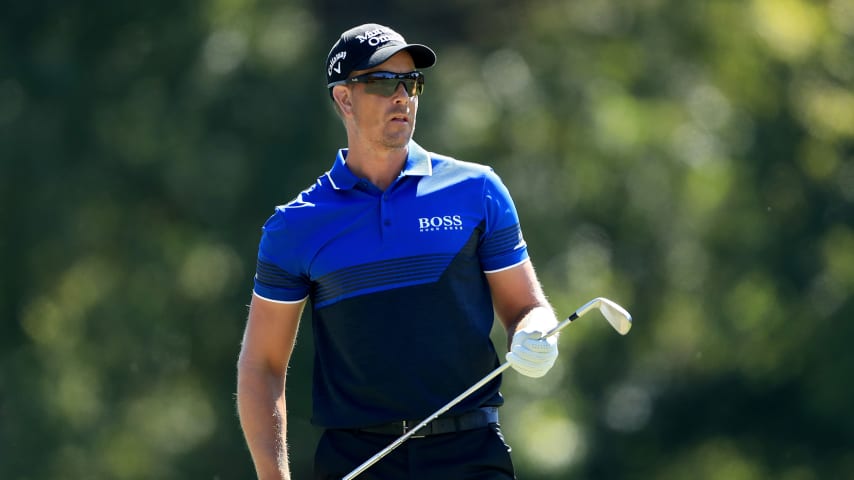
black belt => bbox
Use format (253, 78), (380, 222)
(353, 407), (499, 438)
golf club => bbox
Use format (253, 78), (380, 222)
(342, 296), (632, 479)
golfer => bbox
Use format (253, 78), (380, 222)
(237, 23), (560, 480)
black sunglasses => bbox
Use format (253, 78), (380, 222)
(328, 71), (425, 97)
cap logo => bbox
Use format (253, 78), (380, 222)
(355, 28), (404, 47)
(328, 51), (346, 76)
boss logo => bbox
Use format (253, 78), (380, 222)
(418, 215), (463, 232)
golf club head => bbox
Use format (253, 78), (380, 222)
(596, 298), (632, 335)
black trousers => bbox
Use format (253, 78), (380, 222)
(314, 424), (516, 480)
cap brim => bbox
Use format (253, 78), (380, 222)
(355, 44), (436, 72)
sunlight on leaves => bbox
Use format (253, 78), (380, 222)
(751, 0), (825, 62)
(514, 400), (585, 473)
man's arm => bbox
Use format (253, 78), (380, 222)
(237, 293), (305, 480)
(487, 259), (560, 378)
(487, 259), (556, 341)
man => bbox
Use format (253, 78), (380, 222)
(237, 23), (560, 480)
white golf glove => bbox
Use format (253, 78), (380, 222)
(505, 312), (559, 378)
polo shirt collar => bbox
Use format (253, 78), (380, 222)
(327, 140), (433, 191)
(402, 141), (432, 177)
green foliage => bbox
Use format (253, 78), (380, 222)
(1, 0), (852, 478)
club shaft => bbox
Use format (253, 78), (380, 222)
(342, 308), (585, 479)
(341, 361), (511, 480)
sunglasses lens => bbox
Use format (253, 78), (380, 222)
(361, 73), (424, 97)
(364, 79), (404, 96)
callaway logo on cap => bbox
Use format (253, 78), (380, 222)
(325, 23), (436, 88)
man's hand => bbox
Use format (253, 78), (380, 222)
(505, 314), (559, 378)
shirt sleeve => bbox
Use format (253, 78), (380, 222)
(478, 169), (529, 272)
(252, 209), (311, 302)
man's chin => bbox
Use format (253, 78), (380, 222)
(381, 132), (414, 150)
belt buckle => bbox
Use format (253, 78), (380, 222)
(402, 420), (426, 439)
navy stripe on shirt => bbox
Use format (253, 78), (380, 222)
(255, 258), (307, 290)
(313, 253), (455, 305)
(479, 224), (523, 259)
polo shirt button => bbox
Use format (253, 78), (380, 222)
(384, 219), (391, 226)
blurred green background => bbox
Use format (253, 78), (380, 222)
(2, 0), (853, 478)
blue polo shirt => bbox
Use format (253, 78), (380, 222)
(253, 141), (529, 429)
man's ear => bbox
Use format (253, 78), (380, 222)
(332, 86), (353, 115)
